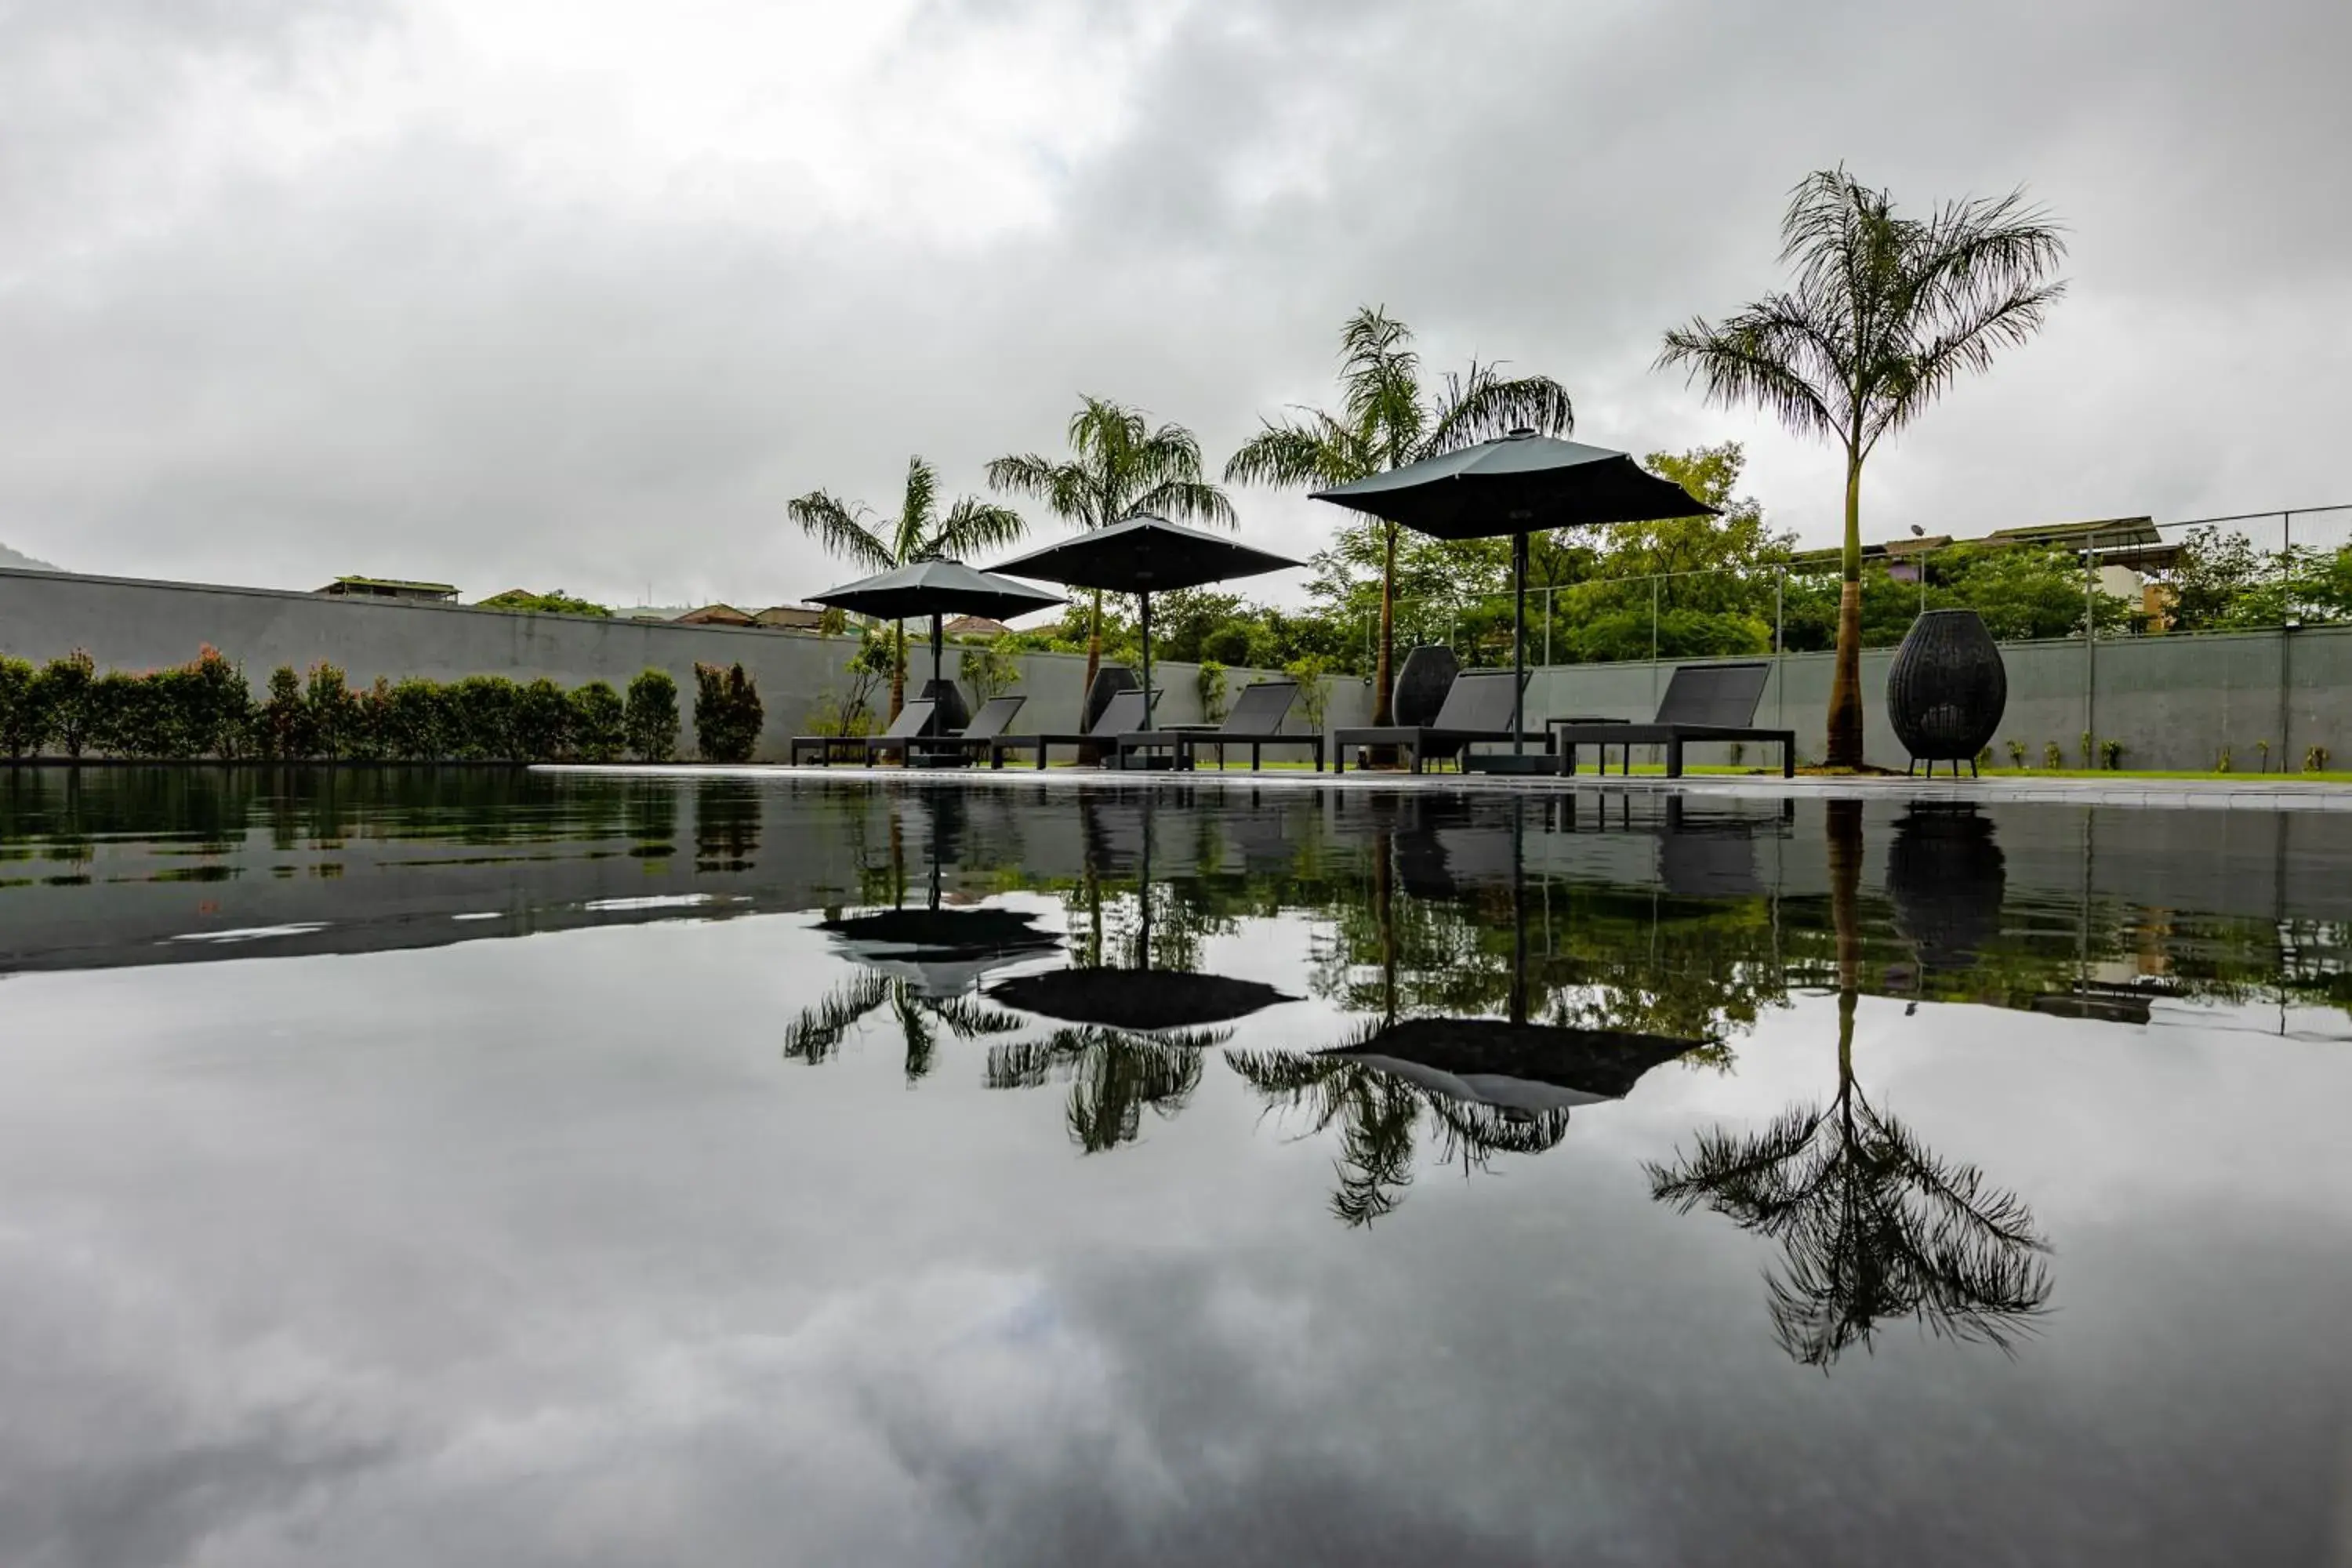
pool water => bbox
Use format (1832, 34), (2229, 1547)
(2, 768), (2349, 1566)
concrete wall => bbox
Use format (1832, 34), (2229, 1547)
(0, 568), (1314, 760)
(1515, 625), (2352, 772)
(5, 565), (2342, 769)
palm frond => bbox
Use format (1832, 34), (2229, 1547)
(933, 497), (1028, 560)
(787, 492), (895, 572)
(986, 453), (1090, 527)
(1132, 478), (1236, 529)
(925, 995), (1031, 1040)
(783, 972), (893, 1062)
(894, 456), (939, 561)
(1421, 361), (1573, 456)
(1657, 301), (1846, 445)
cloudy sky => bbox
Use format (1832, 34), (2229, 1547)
(3, 0), (2347, 608)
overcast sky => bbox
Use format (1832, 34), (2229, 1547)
(4, 0), (2348, 608)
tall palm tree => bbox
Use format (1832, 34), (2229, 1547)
(788, 456), (1026, 719)
(1658, 169), (2066, 768)
(1225, 307), (1572, 727)
(987, 396), (1234, 700)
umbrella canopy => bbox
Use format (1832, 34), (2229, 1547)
(811, 560), (1065, 717)
(1309, 431), (1712, 537)
(986, 968), (1296, 1033)
(818, 907), (1061, 999)
(991, 516), (1301, 725)
(1327, 1018), (1698, 1116)
(1311, 430), (1712, 764)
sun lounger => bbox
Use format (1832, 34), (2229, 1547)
(789, 698), (934, 767)
(1333, 670), (1548, 774)
(1114, 681), (1322, 771)
(989, 688), (1159, 770)
(1551, 661), (1795, 779)
(869, 694), (1025, 766)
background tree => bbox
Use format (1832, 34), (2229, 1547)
(789, 456), (1026, 718)
(989, 396), (1234, 700)
(1660, 168), (2067, 768)
(1226, 307), (1571, 725)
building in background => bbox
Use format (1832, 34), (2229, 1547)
(942, 615), (1013, 638)
(315, 576), (459, 603)
(752, 605), (827, 630)
(673, 604), (757, 627)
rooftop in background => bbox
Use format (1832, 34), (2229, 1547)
(1791, 516), (2178, 574)
(673, 604), (756, 626)
(943, 615), (1013, 637)
(316, 575), (459, 602)
(753, 605), (827, 630)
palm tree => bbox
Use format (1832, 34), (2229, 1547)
(987, 396), (1234, 700)
(788, 456), (1026, 719)
(1225, 307), (1572, 727)
(1657, 169), (2067, 768)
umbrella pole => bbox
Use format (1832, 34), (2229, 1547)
(1512, 531), (1528, 756)
(931, 613), (946, 724)
(1139, 592), (1153, 748)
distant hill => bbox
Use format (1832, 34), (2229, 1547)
(0, 542), (58, 572)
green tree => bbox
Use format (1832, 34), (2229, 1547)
(1225, 307), (1571, 724)
(1660, 168), (2067, 767)
(988, 396), (1234, 701)
(477, 588), (612, 616)
(31, 651), (97, 761)
(789, 456), (1025, 719)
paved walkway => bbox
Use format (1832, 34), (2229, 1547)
(537, 763), (2352, 813)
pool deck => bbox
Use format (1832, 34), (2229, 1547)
(537, 763), (2352, 813)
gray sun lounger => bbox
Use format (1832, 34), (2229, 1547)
(866, 693), (1026, 767)
(1552, 661), (1795, 779)
(989, 688), (1159, 769)
(790, 698), (935, 766)
(1113, 681), (1322, 771)
(1334, 670), (1549, 774)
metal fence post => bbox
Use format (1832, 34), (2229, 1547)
(1544, 586), (1553, 669)
(2084, 530), (2097, 767)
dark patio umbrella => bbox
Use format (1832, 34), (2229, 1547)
(811, 559), (1064, 713)
(989, 515), (1301, 724)
(1312, 430), (1713, 767)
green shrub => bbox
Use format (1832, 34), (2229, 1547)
(626, 669), (681, 761)
(447, 676), (519, 761)
(513, 677), (572, 762)
(307, 663), (358, 760)
(0, 656), (42, 758)
(1283, 655), (1331, 731)
(31, 651), (96, 760)
(259, 666), (310, 760)
(957, 641), (1019, 707)
(1196, 660), (1228, 723)
(184, 647), (252, 758)
(569, 681), (626, 761)
(89, 670), (149, 757)
(382, 678), (448, 760)
(693, 662), (764, 762)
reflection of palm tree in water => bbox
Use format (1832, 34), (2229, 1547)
(1646, 800), (2053, 1367)
(985, 1028), (1214, 1154)
(783, 973), (1027, 1083)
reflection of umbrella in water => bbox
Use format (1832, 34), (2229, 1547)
(1329, 1016), (1697, 1120)
(815, 793), (1058, 998)
(1312, 430), (1712, 769)
(789, 794), (1043, 1079)
(985, 790), (1296, 1033)
(1231, 796), (1704, 1225)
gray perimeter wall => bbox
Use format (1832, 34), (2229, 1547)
(0, 568), (1331, 761)
(4, 566), (2345, 769)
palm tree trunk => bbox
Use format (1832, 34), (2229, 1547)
(890, 619), (906, 720)
(1078, 589), (1105, 764)
(1374, 525), (1397, 726)
(1826, 452), (1867, 768)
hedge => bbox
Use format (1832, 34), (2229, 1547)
(0, 648), (688, 764)
(692, 662), (764, 764)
